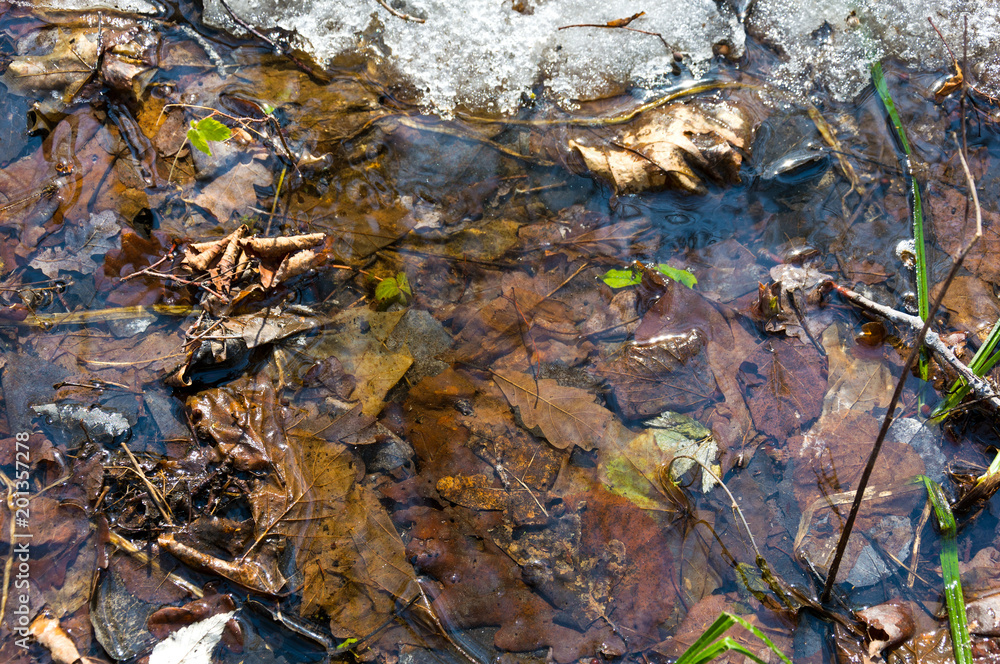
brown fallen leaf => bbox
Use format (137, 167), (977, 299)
(237, 233), (327, 289)
(188, 158), (272, 222)
(592, 331), (719, 419)
(183, 234), (230, 271)
(436, 473), (548, 525)
(856, 599), (915, 657)
(493, 368), (613, 451)
(239, 233), (326, 258)
(569, 100), (752, 194)
(272, 248), (322, 284)
(737, 335), (826, 442)
(29, 613), (82, 664)
(212, 225), (247, 293)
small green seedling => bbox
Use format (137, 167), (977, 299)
(187, 116), (233, 156)
(375, 272), (412, 307)
(601, 264), (697, 289)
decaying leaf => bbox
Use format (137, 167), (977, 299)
(187, 157), (272, 223)
(494, 369), (613, 451)
(600, 412), (719, 509)
(436, 473), (548, 525)
(30, 209), (121, 277)
(569, 100), (752, 194)
(148, 610), (236, 664)
(856, 599), (915, 657)
(29, 613), (83, 664)
(593, 330), (719, 419)
(738, 335), (826, 442)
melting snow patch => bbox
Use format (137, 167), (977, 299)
(203, 0), (1000, 113)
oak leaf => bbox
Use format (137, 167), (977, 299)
(493, 369), (613, 451)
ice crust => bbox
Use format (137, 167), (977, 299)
(750, 0), (1000, 101)
(203, 0), (742, 114)
(201, 0), (1000, 114)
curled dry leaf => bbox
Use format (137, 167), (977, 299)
(856, 599), (915, 657)
(239, 233), (326, 258)
(272, 248), (321, 284)
(158, 532), (287, 594)
(239, 233), (327, 288)
(183, 226), (247, 272)
(569, 100), (752, 194)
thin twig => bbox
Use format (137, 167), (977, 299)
(558, 21), (670, 52)
(218, 0), (330, 81)
(373, 0), (426, 23)
(121, 443), (174, 526)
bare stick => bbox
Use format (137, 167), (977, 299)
(373, 0), (426, 23)
(821, 143), (984, 602)
(121, 443), (174, 526)
(830, 284), (999, 411)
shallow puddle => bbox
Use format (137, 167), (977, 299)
(2, 3), (1000, 664)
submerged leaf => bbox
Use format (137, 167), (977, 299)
(601, 264), (697, 289)
(494, 369), (613, 451)
(601, 412), (718, 508)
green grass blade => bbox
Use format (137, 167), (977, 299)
(922, 476), (972, 664)
(726, 613), (793, 664)
(676, 613), (736, 664)
(932, 317), (1000, 419)
(872, 61), (930, 376)
(675, 612), (791, 664)
(872, 61), (911, 154)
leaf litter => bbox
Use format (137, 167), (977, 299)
(2, 6), (1000, 664)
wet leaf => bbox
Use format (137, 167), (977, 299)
(292, 307), (414, 416)
(929, 185), (1000, 284)
(737, 335), (826, 442)
(29, 209), (121, 278)
(569, 100), (752, 194)
(297, 482), (420, 638)
(187, 158), (271, 223)
(375, 272), (412, 306)
(600, 412), (718, 508)
(593, 330), (719, 419)
(493, 368), (613, 451)
(436, 473), (548, 525)
(857, 599), (916, 657)
(601, 264), (697, 289)
(937, 276), (1000, 346)
(821, 324), (893, 415)
(629, 276), (754, 468)
(147, 594), (239, 642)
